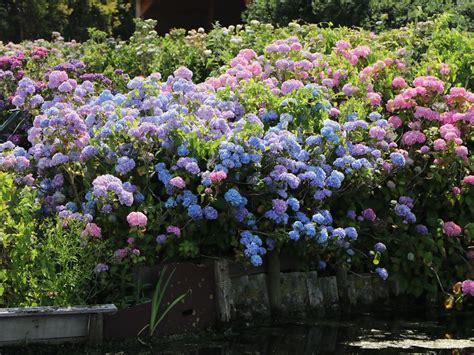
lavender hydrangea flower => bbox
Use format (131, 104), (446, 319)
(115, 156), (136, 175)
(374, 242), (387, 253)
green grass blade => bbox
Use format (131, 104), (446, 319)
(150, 265), (167, 330)
(150, 291), (188, 335)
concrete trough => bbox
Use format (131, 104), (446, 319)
(0, 304), (117, 345)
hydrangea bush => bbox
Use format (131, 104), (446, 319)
(0, 19), (473, 304)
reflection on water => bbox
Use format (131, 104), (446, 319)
(2, 311), (474, 354)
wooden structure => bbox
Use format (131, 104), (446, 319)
(0, 304), (117, 345)
(135, 0), (250, 34)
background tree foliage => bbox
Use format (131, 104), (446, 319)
(243, 0), (473, 31)
(0, 0), (135, 42)
(0, 0), (471, 43)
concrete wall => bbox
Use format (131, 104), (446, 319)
(214, 260), (389, 322)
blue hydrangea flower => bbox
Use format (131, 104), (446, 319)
(415, 224), (428, 235)
(318, 228), (328, 244)
(295, 212), (310, 224)
(344, 227), (358, 240)
(115, 156), (136, 175)
(224, 188), (247, 207)
(390, 152), (406, 167)
(375, 267), (389, 280)
(177, 144), (189, 156)
(312, 210), (333, 225)
(332, 228), (346, 238)
(266, 238), (276, 251)
(304, 223), (316, 237)
(156, 234), (167, 244)
(289, 230), (300, 241)
(319, 260), (327, 270)
(165, 197), (177, 209)
(203, 206), (218, 220)
(306, 135), (322, 146)
(292, 221), (304, 231)
(326, 170), (345, 189)
(346, 210), (356, 220)
(180, 190), (198, 207)
(374, 242), (387, 253)
(187, 204), (202, 219)
(65, 201), (78, 212)
(368, 112), (382, 121)
(129, 192), (142, 204)
(250, 255), (263, 267)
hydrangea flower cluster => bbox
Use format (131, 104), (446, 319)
(393, 196), (416, 224)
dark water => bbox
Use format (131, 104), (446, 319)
(2, 311), (474, 354)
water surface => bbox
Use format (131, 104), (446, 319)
(3, 310), (474, 354)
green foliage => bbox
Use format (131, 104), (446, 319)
(0, 0), (134, 42)
(243, 0), (473, 31)
(364, 0), (473, 31)
(0, 173), (104, 306)
(242, 0), (317, 26)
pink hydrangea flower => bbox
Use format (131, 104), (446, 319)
(204, 187), (213, 194)
(322, 78), (334, 87)
(47, 70), (68, 89)
(402, 131), (426, 146)
(461, 280), (474, 296)
(114, 248), (129, 259)
(388, 116), (403, 129)
(170, 176), (186, 189)
(392, 77), (407, 88)
(452, 186), (461, 195)
(329, 108), (340, 117)
(82, 223), (101, 238)
(415, 106), (440, 121)
(351, 46), (371, 58)
(443, 221), (462, 237)
(362, 208), (377, 222)
(466, 251), (474, 260)
(419, 145), (430, 154)
(369, 126), (386, 140)
(173, 67), (193, 80)
(382, 161), (393, 173)
(238, 48), (257, 61)
(166, 225), (181, 236)
(413, 76), (444, 93)
(281, 79), (304, 95)
(367, 92), (381, 106)
(335, 40), (350, 51)
(463, 175), (474, 185)
(210, 171), (227, 183)
(127, 212), (148, 227)
(440, 124), (460, 141)
(455, 146), (468, 157)
(433, 139), (447, 151)
(440, 63), (450, 76)
(342, 83), (358, 96)
(383, 58), (394, 66)
(290, 42), (302, 51)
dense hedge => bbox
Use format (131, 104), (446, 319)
(0, 0), (134, 42)
(1, 0), (472, 43)
(243, 0), (474, 31)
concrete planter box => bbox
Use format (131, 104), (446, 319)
(0, 304), (117, 345)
